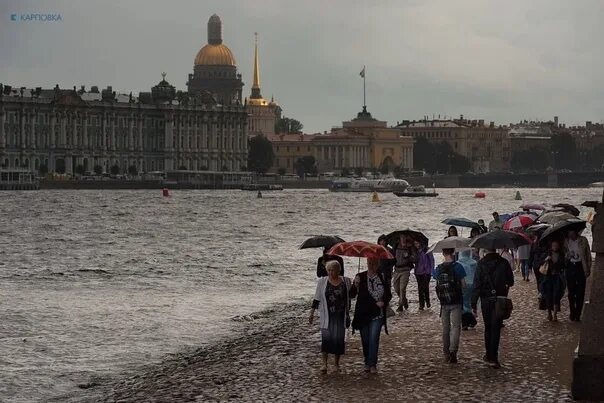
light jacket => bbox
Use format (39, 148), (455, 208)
(564, 236), (593, 276)
(313, 276), (352, 330)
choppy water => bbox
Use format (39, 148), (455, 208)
(0, 188), (599, 402)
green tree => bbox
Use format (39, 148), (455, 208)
(178, 165), (187, 170)
(413, 136), (437, 174)
(55, 160), (66, 174)
(221, 165), (229, 172)
(277, 167), (286, 176)
(38, 164), (49, 176)
(75, 164), (85, 175)
(199, 165), (209, 171)
(354, 167), (364, 177)
(248, 135), (275, 174)
(295, 156), (316, 177)
(551, 133), (577, 169)
(341, 167), (351, 177)
(94, 165), (103, 175)
(128, 165), (138, 176)
(110, 164), (120, 175)
(275, 117), (303, 134)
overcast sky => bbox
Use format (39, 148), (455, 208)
(1, 0), (603, 132)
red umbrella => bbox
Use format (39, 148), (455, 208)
(503, 214), (535, 230)
(327, 241), (394, 260)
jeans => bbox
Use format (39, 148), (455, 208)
(392, 270), (411, 308)
(566, 262), (586, 319)
(481, 298), (503, 362)
(441, 304), (462, 354)
(520, 259), (530, 279)
(415, 273), (431, 308)
(359, 317), (383, 367)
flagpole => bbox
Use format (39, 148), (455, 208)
(363, 65), (366, 108)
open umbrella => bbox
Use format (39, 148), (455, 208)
(327, 241), (394, 259)
(428, 236), (472, 253)
(526, 223), (551, 234)
(551, 203), (580, 217)
(520, 203), (547, 211)
(385, 229), (429, 247)
(469, 230), (530, 250)
(538, 211), (576, 225)
(441, 218), (480, 229)
(502, 214), (535, 230)
(299, 235), (345, 250)
(539, 219), (587, 246)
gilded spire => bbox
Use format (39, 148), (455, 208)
(251, 32), (262, 99)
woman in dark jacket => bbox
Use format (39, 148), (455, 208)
(540, 240), (566, 322)
(350, 257), (392, 374)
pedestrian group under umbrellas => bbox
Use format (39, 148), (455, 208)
(305, 202), (595, 374)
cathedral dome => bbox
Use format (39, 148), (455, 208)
(194, 44), (236, 66)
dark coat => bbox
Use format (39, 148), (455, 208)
(350, 271), (392, 333)
(471, 253), (514, 309)
(316, 254), (344, 278)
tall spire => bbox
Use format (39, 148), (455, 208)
(251, 32), (262, 99)
(208, 14), (222, 45)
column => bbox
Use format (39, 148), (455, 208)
(101, 113), (106, 150)
(50, 113), (56, 148)
(29, 112), (36, 150)
(82, 112), (88, 149)
(137, 116), (143, 152)
(128, 116), (134, 151)
(72, 113), (77, 149)
(60, 113), (67, 147)
(0, 108), (5, 149)
(111, 114), (116, 151)
(20, 112), (26, 149)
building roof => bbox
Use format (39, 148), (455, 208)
(195, 44), (236, 66)
(267, 133), (317, 143)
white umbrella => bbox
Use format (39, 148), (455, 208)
(428, 236), (472, 253)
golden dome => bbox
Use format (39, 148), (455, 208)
(247, 97), (268, 106)
(194, 44), (236, 66)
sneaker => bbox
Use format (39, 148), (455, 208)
(363, 365), (370, 373)
(320, 364), (327, 373)
(369, 366), (378, 374)
(402, 299), (409, 310)
(490, 361), (501, 369)
(396, 306), (404, 312)
(483, 355), (491, 363)
(462, 326), (468, 331)
(547, 311), (553, 321)
(449, 352), (458, 364)
(419, 306), (424, 311)
(426, 301), (431, 308)
(444, 352), (451, 363)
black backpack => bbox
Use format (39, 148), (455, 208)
(435, 263), (462, 305)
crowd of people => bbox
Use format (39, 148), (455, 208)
(308, 208), (594, 374)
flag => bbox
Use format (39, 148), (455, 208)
(359, 67), (365, 78)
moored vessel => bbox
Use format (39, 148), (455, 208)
(0, 169), (39, 190)
(393, 185), (438, 198)
(329, 177), (409, 192)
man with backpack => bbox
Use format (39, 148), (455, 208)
(433, 248), (467, 364)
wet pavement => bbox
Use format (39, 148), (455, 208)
(87, 277), (580, 402)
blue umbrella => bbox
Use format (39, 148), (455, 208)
(441, 218), (480, 229)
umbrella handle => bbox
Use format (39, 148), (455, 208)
(358, 257), (361, 273)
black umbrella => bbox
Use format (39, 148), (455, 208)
(385, 229), (429, 247)
(299, 235), (345, 250)
(551, 203), (580, 217)
(538, 219), (587, 246)
(469, 230), (530, 250)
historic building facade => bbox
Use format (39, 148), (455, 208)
(268, 107), (414, 174)
(396, 117), (510, 173)
(246, 34), (281, 137)
(0, 14), (248, 174)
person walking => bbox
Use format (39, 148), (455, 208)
(564, 230), (592, 321)
(458, 249), (478, 330)
(392, 236), (417, 311)
(517, 243), (532, 281)
(488, 212), (504, 232)
(309, 261), (351, 373)
(414, 240), (435, 310)
(472, 249), (514, 368)
(433, 248), (466, 364)
(377, 234), (395, 288)
(540, 240), (566, 322)
(477, 219), (488, 234)
(316, 248), (345, 278)
(350, 258), (392, 373)
(446, 226), (459, 238)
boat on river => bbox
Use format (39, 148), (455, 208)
(0, 169), (39, 190)
(393, 185), (438, 198)
(588, 182), (604, 188)
(241, 183), (283, 191)
(329, 177), (409, 192)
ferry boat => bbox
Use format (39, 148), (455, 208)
(0, 169), (40, 190)
(329, 177), (409, 192)
(241, 183), (284, 191)
(393, 185), (438, 198)
(588, 182), (604, 188)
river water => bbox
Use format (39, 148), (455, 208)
(0, 188), (599, 402)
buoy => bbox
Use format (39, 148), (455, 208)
(162, 188), (170, 197)
(372, 191), (380, 202)
(515, 191), (522, 201)
(474, 192), (486, 199)
(257, 191), (263, 198)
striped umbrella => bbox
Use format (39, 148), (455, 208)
(503, 214), (535, 230)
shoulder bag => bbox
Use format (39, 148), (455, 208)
(486, 269), (513, 320)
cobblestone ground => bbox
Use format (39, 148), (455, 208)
(86, 278), (581, 402)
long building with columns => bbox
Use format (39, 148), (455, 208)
(268, 106), (414, 174)
(0, 14), (248, 174)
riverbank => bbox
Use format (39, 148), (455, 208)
(74, 278), (578, 402)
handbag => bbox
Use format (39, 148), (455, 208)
(486, 269), (513, 320)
